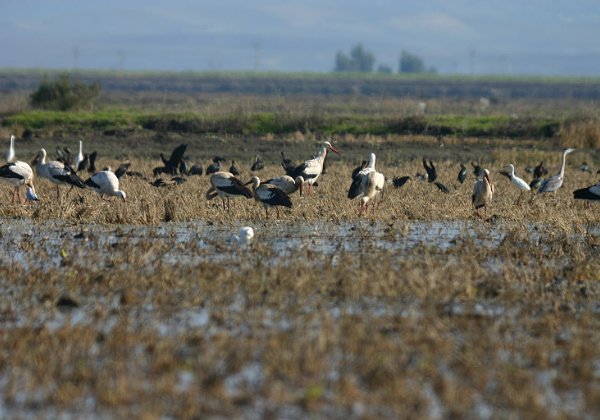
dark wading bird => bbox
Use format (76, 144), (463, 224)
(189, 162), (203, 176)
(280, 151), (297, 176)
(534, 161), (548, 179)
(114, 161), (131, 179)
(206, 171), (253, 211)
(246, 176), (293, 218)
(154, 144), (187, 176)
(580, 162), (592, 173)
(472, 169), (494, 218)
(289, 141), (341, 194)
(251, 155), (265, 172)
(351, 160), (368, 180)
(229, 160), (242, 178)
(178, 159), (190, 176)
(457, 163), (467, 184)
(0, 160), (36, 204)
(434, 182), (450, 193)
(472, 162), (483, 178)
(206, 156), (226, 175)
(77, 154), (90, 173)
(573, 181), (600, 201)
(538, 148), (575, 193)
(422, 159), (437, 183)
(88, 151), (98, 174)
(392, 176), (411, 189)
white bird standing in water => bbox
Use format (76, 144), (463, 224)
(539, 148), (575, 193)
(6, 135), (15, 163)
(233, 226), (254, 245)
(472, 169), (494, 218)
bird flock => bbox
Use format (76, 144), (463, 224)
(0, 135), (598, 220)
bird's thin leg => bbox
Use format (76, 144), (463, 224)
(222, 198), (226, 211)
(16, 187), (23, 205)
(227, 197), (231, 212)
(56, 185), (60, 200)
(276, 207), (280, 219)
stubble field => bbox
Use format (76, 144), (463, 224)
(0, 72), (599, 418)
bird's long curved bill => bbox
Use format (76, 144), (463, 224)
(329, 145), (341, 156)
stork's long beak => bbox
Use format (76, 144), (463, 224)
(329, 145), (341, 156)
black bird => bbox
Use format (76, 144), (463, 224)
(179, 159), (190, 176)
(229, 160), (242, 177)
(422, 159), (437, 183)
(189, 162), (203, 176)
(88, 151), (98, 174)
(392, 176), (411, 188)
(150, 177), (187, 188)
(472, 162), (483, 178)
(281, 151), (297, 175)
(457, 163), (467, 184)
(114, 161), (131, 179)
(55, 145), (73, 166)
(206, 156), (225, 175)
(573, 182), (600, 200)
(77, 154), (90, 173)
(351, 160), (368, 180)
(529, 178), (543, 190)
(434, 181), (450, 193)
(158, 144), (187, 176)
(580, 162), (592, 173)
(533, 161), (548, 179)
(251, 155), (265, 172)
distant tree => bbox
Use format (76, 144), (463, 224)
(30, 73), (101, 111)
(399, 50), (437, 74)
(377, 64), (393, 74)
(334, 43), (375, 73)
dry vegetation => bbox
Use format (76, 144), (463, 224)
(0, 72), (599, 417)
(0, 141), (598, 418)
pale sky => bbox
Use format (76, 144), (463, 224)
(2, 0), (600, 75)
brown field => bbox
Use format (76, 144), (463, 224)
(0, 72), (599, 418)
(0, 136), (598, 418)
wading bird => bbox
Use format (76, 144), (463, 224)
(472, 169), (494, 218)
(422, 159), (437, 182)
(538, 148), (575, 193)
(246, 176), (293, 218)
(534, 161), (548, 179)
(189, 162), (203, 176)
(88, 151), (98, 174)
(392, 176), (411, 189)
(251, 155), (265, 172)
(205, 156), (226, 175)
(206, 171), (253, 211)
(6, 135), (15, 163)
(499, 164), (530, 191)
(73, 140), (84, 170)
(457, 163), (467, 184)
(290, 141), (341, 194)
(263, 175), (304, 195)
(472, 162), (483, 178)
(573, 181), (600, 201)
(84, 169), (126, 201)
(280, 151), (297, 175)
(0, 160), (36, 204)
(348, 153), (385, 214)
(229, 160), (242, 178)
(155, 144), (187, 176)
(33, 148), (85, 198)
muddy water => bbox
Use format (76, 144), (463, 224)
(0, 218), (538, 272)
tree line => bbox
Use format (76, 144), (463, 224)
(334, 44), (436, 74)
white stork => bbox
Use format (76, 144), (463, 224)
(84, 170), (126, 200)
(246, 176), (293, 218)
(33, 148), (86, 198)
(206, 171), (253, 211)
(348, 153), (385, 214)
(472, 169), (494, 218)
(539, 148), (575, 193)
(0, 160), (36, 204)
(263, 175), (304, 195)
(290, 141), (341, 194)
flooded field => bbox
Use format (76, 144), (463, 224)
(0, 211), (599, 418)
